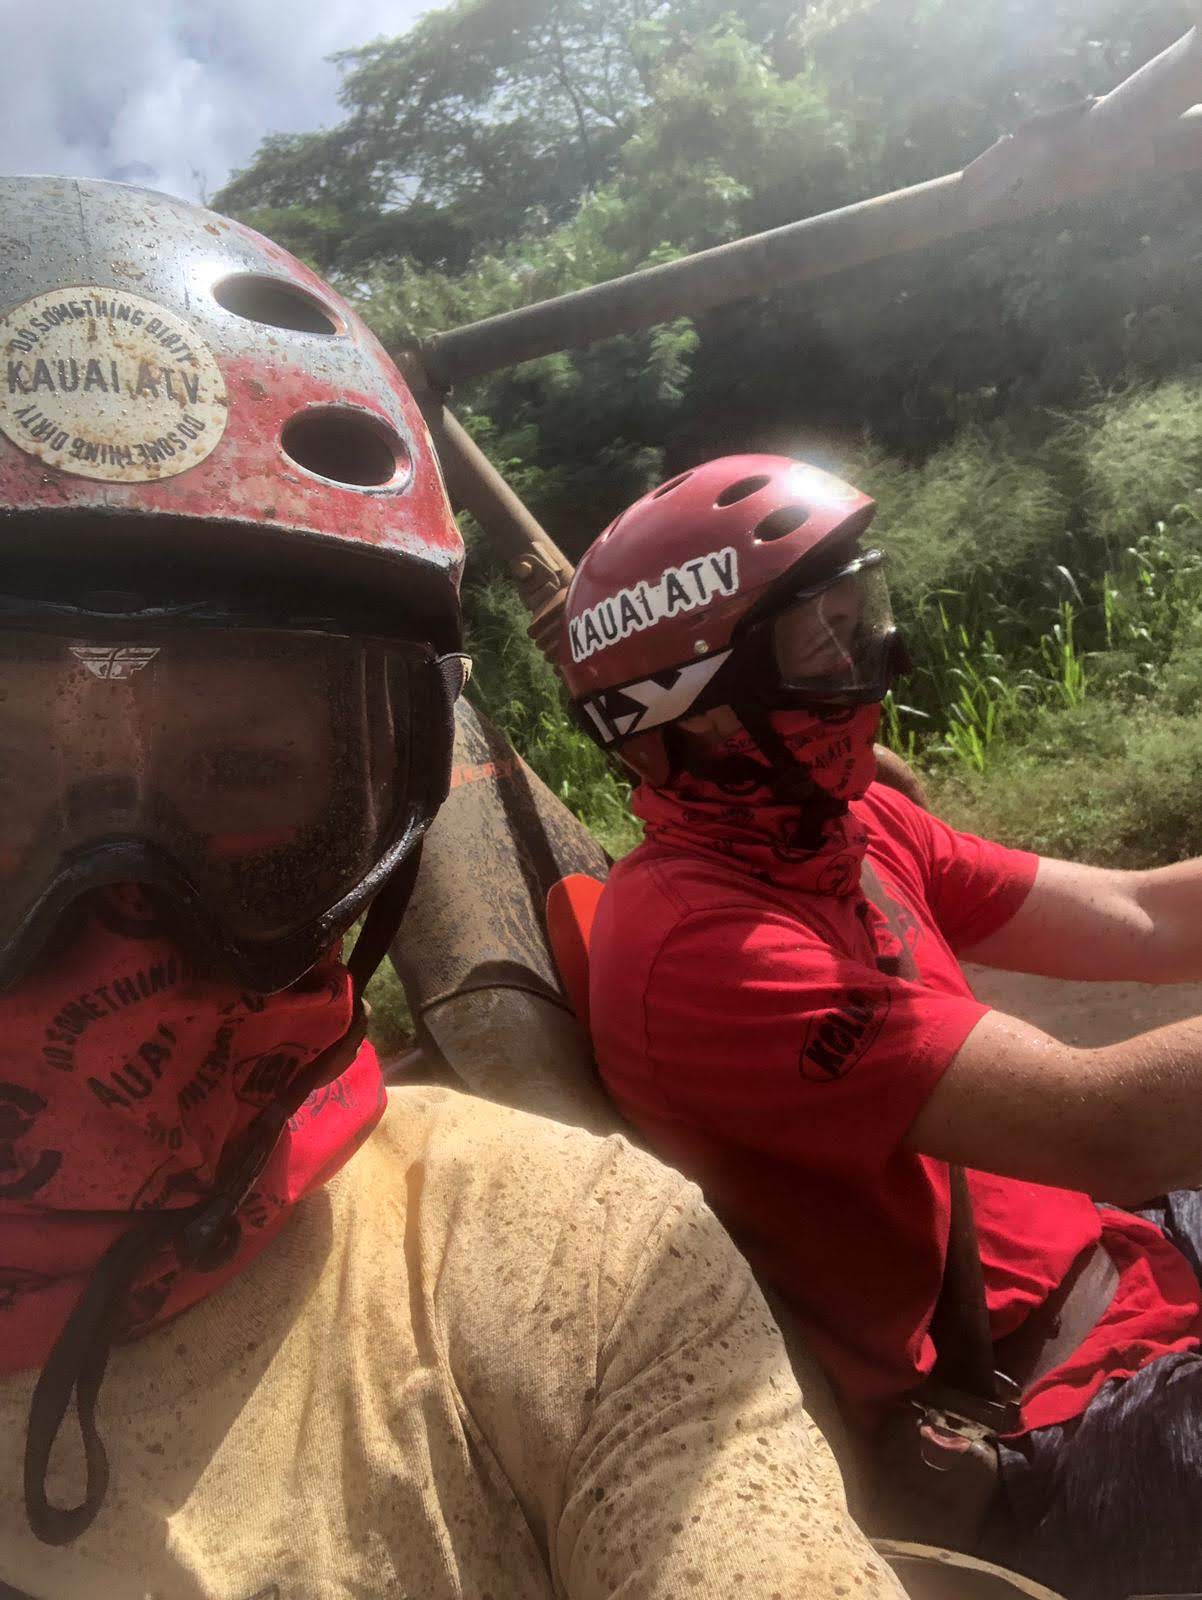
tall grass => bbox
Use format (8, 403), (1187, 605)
(885, 590), (1091, 775)
(1078, 377), (1202, 549)
(462, 574), (642, 858)
(843, 377), (1202, 788)
(923, 500), (1202, 865)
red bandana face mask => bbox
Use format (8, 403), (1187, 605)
(715, 704), (881, 804)
(633, 704), (882, 895)
(0, 890), (384, 1374)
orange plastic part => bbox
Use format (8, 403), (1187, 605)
(546, 874), (606, 1031)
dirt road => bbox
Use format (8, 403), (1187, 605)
(964, 965), (1202, 1045)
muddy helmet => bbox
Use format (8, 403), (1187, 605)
(559, 454), (905, 784)
(0, 176), (468, 993)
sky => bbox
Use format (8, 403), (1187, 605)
(4, 0), (431, 205)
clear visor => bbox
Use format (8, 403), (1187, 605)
(0, 626), (428, 960)
(767, 550), (895, 697)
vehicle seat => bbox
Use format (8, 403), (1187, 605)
(545, 873), (605, 1032)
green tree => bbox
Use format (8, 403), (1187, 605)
(218, 0), (1202, 866)
(219, 0), (811, 273)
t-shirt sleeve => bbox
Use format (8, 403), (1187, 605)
(556, 1171), (905, 1600)
(639, 907), (987, 1171)
(870, 786), (1038, 951)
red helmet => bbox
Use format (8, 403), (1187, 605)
(560, 455), (902, 783)
(0, 176), (468, 993)
(0, 175), (461, 648)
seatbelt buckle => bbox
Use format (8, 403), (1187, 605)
(872, 1394), (1007, 1547)
(918, 1373), (1023, 1437)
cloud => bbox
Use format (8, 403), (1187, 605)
(3, 0), (429, 204)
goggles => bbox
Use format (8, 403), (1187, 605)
(742, 549), (899, 706)
(0, 601), (463, 992)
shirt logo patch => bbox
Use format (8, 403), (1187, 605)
(798, 989), (890, 1082)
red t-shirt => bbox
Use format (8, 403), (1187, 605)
(590, 783), (1202, 1432)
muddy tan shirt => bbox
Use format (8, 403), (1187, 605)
(0, 1087), (901, 1599)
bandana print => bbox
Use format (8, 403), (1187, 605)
(633, 705), (882, 894)
(0, 892), (383, 1371)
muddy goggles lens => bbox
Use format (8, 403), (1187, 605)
(765, 550), (895, 699)
(0, 624), (441, 981)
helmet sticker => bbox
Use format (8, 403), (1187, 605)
(581, 649), (732, 744)
(569, 546), (738, 663)
(0, 288), (228, 483)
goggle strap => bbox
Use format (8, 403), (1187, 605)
(347, 839), (426, 1000)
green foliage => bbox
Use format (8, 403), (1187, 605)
(930, 699), (1202, 870)
(1080, 376), (1202, 548)
(798, 0), (1189, 187)
(217, 0), (812, 274)
(918, 606), (1044, 773)
(1039, 601), (1088, 711)
(462, 573), (642, 858)
(1094, 514), (1202, 699)
(615, 24), (850, 248)
(918, 488), (1202, 867)
(826, 426), (1069, 620)
(882, 588), (1090, 774)
(364, 961), (416, 1057)
(220, 0), (643, 270)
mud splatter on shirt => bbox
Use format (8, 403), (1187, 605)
(0, 1087), (902, 1598)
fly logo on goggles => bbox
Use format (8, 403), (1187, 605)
(581, 651), (731, 745)
(568, 547), (739, 664)
(70, 645), (160, 680)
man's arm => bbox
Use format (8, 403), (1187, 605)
(557, 1179), (905, 1600)
(960, 855), (1202, 984)
(906, 1003), (1202, 1204)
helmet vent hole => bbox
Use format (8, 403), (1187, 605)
(213, 274), (341, 336)
(282, 409), (409, 488)
(754, 505), (811, 542)
(652, 471), (692, 498)
(715, 474), (771, 507)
